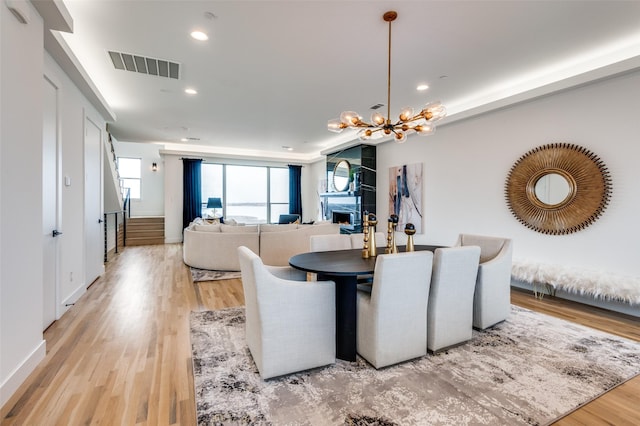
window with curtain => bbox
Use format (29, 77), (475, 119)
(201, 163), (289, 223)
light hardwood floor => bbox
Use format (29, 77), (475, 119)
(1, 244), (639, 425)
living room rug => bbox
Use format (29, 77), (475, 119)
(190, 306), (640, 425)
(190, 267), (242, 282)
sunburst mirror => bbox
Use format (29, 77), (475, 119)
(505, 143), (612, 235)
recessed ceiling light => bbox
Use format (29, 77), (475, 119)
(184, 88), (197, 95)
(282, 146), (293, 151)
(180, 138), (188, 142)
(190, 31), (208, 41)
(417, 84), (429, 91)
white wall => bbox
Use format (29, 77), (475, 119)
(113, 140), (164, 217)
(303, 159), (327, 222)
(375, 70), (640, 278)
(1, 1), (46, 406)
(1, 3), (108, 406)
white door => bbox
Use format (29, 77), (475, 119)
(84, 117), (104, 285)
(43, 76), (60, 330)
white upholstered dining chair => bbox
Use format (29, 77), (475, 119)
(357, 251), (433, 368)
(455, 234), (513, 330)
(237, 246), (336, 379)
(309, 234), (352, 252)
(427, 246), (481, 353)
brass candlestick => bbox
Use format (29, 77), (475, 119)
(390, 214), (398, 254)
(404, 223), (416, 252)
(385, 219), (393, 254)
(368, 213), (378, 257)
(362, 211), (370, 259)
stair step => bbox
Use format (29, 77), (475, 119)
(127, 229), (164, 238)
(126, 236), (165, 246)
(127, 223), (164, 231)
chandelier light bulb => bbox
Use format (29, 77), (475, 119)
(340, 111), (361, 126)
(415, 123), (435, 136)
(399, 107), (414, 122)
(424, 101), (446, 122)
(371, 112), (386, 126)
(328, 119), (345, 133)
(395, 131), (407, 143)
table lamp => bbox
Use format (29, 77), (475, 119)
(206, 197), (222, 218)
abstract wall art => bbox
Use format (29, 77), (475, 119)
(389, 163), (423, 233)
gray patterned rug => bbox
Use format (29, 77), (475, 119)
(190, 267), (242, 282)
(190, 306), (640, 425)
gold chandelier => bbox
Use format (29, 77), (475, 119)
(327, 11), (446, 143)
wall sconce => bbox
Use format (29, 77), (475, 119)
(152, 162), (158, 172)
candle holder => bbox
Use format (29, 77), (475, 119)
(362, 211), (370, 259)
(390, 214), (398, 254)
(368, 213), (378, 257)
(404, 223), (416, 252)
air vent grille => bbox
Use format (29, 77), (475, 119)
(108, 51), (180, 79)
(370, 103), (384, 110)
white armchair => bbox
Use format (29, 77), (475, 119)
(456, 234), (513, 330)
(357, 251), (433, 369)
(237, 246), (336, 379)
(427, 246), (481, 353)
(309, 234), (352, 252)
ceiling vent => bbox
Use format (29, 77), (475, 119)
(370, 103), (384, 110)
(108, 51), (180, 79)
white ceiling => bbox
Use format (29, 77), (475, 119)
(58, 0), (640, 162)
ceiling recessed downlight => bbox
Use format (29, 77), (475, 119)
(184, 88), (197, 95)
(190, 31), (208, 41)
(180, 138), (188, 142)
(417, 84), (429, 91)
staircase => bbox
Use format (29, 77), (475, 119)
(125, 217), (165, 246)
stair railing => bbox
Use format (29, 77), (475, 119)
(103, 188), (129, 262)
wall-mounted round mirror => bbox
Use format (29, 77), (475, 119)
(506, 143), (611, 235)
(533, 171), (573, 207)
(333, 160), (351, 192)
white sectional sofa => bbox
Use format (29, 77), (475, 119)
(183, 220), (340, 270)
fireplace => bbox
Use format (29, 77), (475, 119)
(332, 211), (354, 226)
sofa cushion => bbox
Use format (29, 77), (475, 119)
(194, 224), (222, 232)
(260, 223), (298, 232)
(221, 224), (258, 233)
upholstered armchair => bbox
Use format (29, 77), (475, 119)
(237, 246), (336, 379)
(357, 251), (433, 368)
(427, 246), (481, 353)
(309, 234), (352, 252)
(456, 234), (513, 330)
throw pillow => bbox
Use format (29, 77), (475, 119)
(194, 224), (221, 232)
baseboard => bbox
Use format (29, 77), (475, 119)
(61, 282), (86, 310)
(0, 339), (46, 408)
(165, 237), (183, 244)
(511, 280), (640, 318)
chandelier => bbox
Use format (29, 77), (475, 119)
(327, 11), (446, 143)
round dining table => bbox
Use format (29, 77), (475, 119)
(289, 245), (443, 361)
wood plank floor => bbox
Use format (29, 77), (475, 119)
(2, 244), (639, 425)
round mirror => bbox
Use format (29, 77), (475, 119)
(533, 172), (572, 206)
(333, 160), (351, 192)
(506, 143), (611, 235)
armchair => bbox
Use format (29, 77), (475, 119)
(456, 234), (513, 329)
(237, 246), (336, 379)
(427, 246), (481, 353)
(357, 251), (433, 368)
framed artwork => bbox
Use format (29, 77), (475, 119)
(389, 163), (423, 233)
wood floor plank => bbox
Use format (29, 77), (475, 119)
(1, 244), (638, 425)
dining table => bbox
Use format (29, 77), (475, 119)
(289, 245), (443, 361)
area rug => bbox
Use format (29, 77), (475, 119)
(190, 267), (242, 282)
(190, 306), (640, 425)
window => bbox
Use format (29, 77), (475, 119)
(201, 163), (289, 223)
(117, 157), (141, 199)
